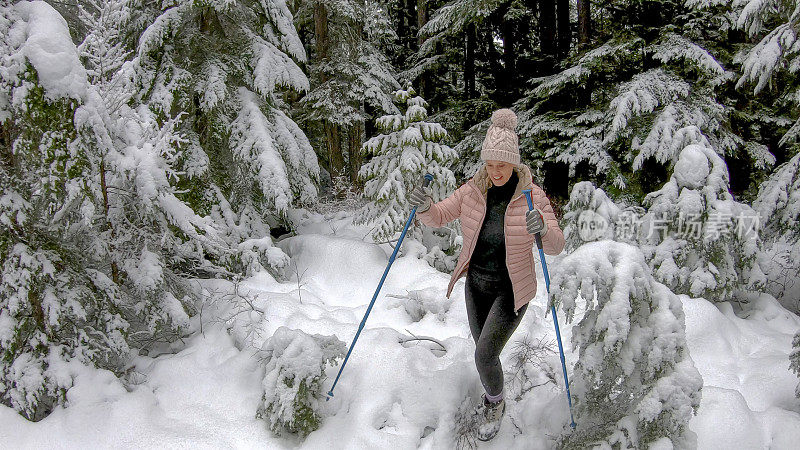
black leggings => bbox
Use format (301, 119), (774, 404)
(465, 266), (528, 397)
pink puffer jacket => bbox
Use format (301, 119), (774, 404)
(417, 164), (565, 313)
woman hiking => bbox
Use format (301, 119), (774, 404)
(409, 108), (566, 441)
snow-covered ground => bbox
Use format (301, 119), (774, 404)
(1, 211), (799, 449)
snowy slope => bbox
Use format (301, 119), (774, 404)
(1, 211), (799, 449)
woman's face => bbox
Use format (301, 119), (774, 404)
(486, 160), (515, 186)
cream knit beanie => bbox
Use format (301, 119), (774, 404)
(480, 109), (520, 165)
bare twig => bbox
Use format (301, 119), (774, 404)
(505, 334), (558, 401)
(292, 261), (308, 304)
(453, 397), (478, 450)
(398, 329), (447, 355)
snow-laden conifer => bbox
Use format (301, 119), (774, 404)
(77, 0), (227, 337)
(417, 0), (505, 58)
(753, 151), (800, 240)
(752, 152), (800, 311)
(551, 241), (703, 449)
(642, 143), (765, 300)
(0, 0), (237, 421)
(297, 0), (399, 127)
(357, 86), (457, 241)
(132, 0), (318, 276)
(0, 1), (130, 420)
(733, 0), (800, 146)
(561, 181), (644, 252)
(508, 14), (748, 197)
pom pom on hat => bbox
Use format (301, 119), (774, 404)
(481, 108), (520, 165)
(491, 108), (517, 131)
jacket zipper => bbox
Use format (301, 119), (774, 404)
(505, 200), (521, 316)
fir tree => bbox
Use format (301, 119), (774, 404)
(0, 0), (235, 421)
(132, 0), (319, 277)
(0, 1), (132, 420)
(752, 152), (800, 312)
(561, 180), (644, 252)
(256, 327), (345, 437)
(551, 240), (703, 448)
(294, 0), (400, 183)
(357, 85), (457, 241)
(642, 143), (765, 300)
(77, 0), (234, 343)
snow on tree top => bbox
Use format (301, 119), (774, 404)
(12, 1), (88, 102)
(673, 144), (711, 189)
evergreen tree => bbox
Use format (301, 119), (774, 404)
(0, 0), (247, 421)
(684, 0), (794, 194)
(132, 0), (319, 277)
(551, 240), (703, 448)
(294, 0), (400, 185)
(734, 0), (800, 145)
(752, 152), (800, 312)
(399, 0), (569, 166)
(642, 143), (765, 300)
(472, 0), (786, 206)
(561, 148), (765, 302)
(357, 85), (457, 241)
(256, 327), (345, 437)
(561, 180), (644, 252)
(0, 1), (131, 421)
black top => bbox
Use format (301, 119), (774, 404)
(470, 171), (519, 275)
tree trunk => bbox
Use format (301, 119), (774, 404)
(397, 0), (414, 54)
(501, 12), (516, 98)
(417, 0), (429, 98)
(326, 123), (344, 179)
(481, 23), (505, 94)
(464, 22), (476, 99)
(578, 0), (591, 47)
(539, 0), (557, 64)
(556, 0), (571, 60)
(315, 2), (344, 178)
(348, 120), (364, 187)
(0, 122), (13, 170)
(417, 0), (428, 48)
(100, 158), (120, 285)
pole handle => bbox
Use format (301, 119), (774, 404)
(522, 189), (534, 211)
(522, 189), (544, 250)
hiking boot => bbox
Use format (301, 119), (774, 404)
(476, 394), (505, 441)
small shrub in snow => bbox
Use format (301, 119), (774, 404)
(256, 327), (345, 438)
(551, 241), (702, 448)
(453, 396), (478, 450)
(311, 174), (368, 216)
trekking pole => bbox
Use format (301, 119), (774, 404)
(522, 189), (577, 429)
(327, 174), (434, 400)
